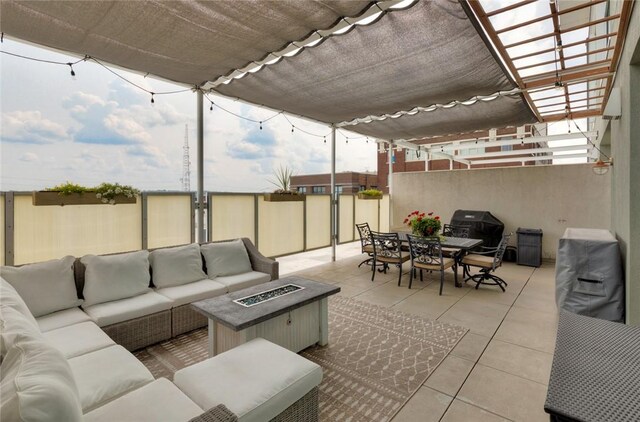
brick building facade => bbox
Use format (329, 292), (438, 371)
(291, 171), (378, 195)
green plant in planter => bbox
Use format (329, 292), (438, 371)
(268, 165), (299, 194)
(359, 189), (383, 197)
(94, 183), (140, 204)
(46, 181), (88, 195)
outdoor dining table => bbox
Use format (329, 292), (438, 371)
(393, 230), (483, 286)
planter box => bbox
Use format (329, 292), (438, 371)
(357, 192), (382, 200)
(32, 191), (137, 206)
(263, 193), (305, 202)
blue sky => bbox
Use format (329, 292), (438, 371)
(0, 39), (376, 192)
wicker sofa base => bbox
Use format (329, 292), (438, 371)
(102, 309), (172, 351)
(271, 386), (319, 422)
(173, 303), (208, 336)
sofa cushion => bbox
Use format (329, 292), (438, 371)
(36, 307), (92, 332)
(0, 304), (42, 359)
(84, 378), (203, 422)
(174, 338), (322, 422)
(201, 239), (252, 278)
(0, 332), (83, 422)
(67, 345), (154, 412)
(216, 271), (271, 293)
(43, 322), (115, 359)
(1, 256), (81, 317)
(149, 243), (207, 288)
(0, 277), (38, 328)
(82, 291), (173, 327)
(155, 279), (227, 307)
(81, 250), (151, 307)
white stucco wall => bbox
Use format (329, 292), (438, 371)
(392, 163), (611, 260)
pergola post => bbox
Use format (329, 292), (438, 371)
(330, 125), (337, 262)
(196, 90), (205, 243)
(388, 141), (393, 230)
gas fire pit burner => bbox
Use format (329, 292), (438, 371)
(233, 284), (304, 307)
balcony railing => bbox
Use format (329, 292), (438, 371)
(0, 192), (389, 265)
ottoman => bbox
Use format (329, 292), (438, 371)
(174, 338), (322, 422)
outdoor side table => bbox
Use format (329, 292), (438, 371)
(545, 311), (640, 422)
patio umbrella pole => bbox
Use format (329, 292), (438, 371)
(331, 125), (336, 262)
(196, 89), (205, 243)
(388, 141), (393, 230)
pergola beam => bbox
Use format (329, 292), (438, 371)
(486, 0), (536, 17)
(511, 32), (618, 61)
(426, 131), (596, 153)
(516, 47), (615, 71)
(469, 152), (590, 166)
(463, 145), (591, 160)
(540, 109), (602, 122)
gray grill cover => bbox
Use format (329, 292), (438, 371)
(555, 228), (624, 322)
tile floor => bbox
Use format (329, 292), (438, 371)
(280, 242), (558, 422)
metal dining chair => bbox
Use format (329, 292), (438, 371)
(461, 233), (512, 292)
(441, 224), (470, 257)
(355, 223), (375, 268)
(407, 234), (457, 295)
(370, 231), (409, 285)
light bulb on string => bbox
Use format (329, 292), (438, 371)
(150, 93), (155, 105)
(68, 63), (76, 80)
(259, 121), (262, 130)
(346, 137), (349, 144)
(323, 136), (326, 144)
(210, 101), (213, 111)
(366, 137), (369, 143)
(291, 126), (294, 133)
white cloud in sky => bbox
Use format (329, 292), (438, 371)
(0, 38), (376, 192)
(1, 110), (70, 144)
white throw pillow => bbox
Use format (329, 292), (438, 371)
(201, 239), (252, 278)
(0, 277), (38, 327)
(1, 256), (81, 318)
(81, 251), (151, 307)
(149, 243), (207, 288)
(0, 332), (83, 422)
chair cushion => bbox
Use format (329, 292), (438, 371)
(68, 345), (154, 412)
(81, 250), (151, 307)
(174, 338), (322, 422)
(377, 254), (410, 264)
(1, 256), (82, 317)
(43, 322), (115, 359)
(36, 307), (92, 332)
(155, 279), (227, 307)
(149, 243), (207, 288)
(462, 254), (495, 268)
(84, 378), (203, 422)
(201, 239), (252, 277)
(415, 257), (455, 271)
(82, 291), (173, 327)
(363, 245), (374, 253)
(0, 330), (83, 422)
(215, 271), (271, 293)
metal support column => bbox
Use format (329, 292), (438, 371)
(330, 126), (337, 262)
(388, 142), (394, 230)
(196, 90), (205, 243)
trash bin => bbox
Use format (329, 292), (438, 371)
(555, 228), (624, 322)
(517, 228), (542, 267)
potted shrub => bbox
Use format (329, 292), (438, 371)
(33, 182), (139, 206)
(357, 188), (383, 200)
(264, 166), (305, 202)
(404, 210), (442, 237)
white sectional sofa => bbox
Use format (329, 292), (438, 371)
(0, 240), (322, 422)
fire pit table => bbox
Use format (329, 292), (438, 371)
(192, 276), (340, 357)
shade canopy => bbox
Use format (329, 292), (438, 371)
(1, 0), (537, 140)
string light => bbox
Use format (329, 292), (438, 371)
(4, 47), (377, 144)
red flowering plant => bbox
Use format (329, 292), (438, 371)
(404, 210), (442, 237)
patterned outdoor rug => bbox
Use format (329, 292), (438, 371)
(134, 296), (468, 421)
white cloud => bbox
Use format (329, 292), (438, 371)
(1, 110), (69, 144)
(19, 152), (39, 162)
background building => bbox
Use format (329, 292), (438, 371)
(291, 171), (377, 195)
